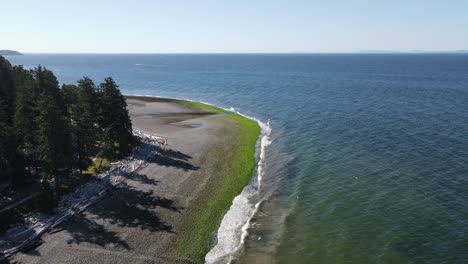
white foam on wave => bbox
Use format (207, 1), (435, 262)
(205, 108), (272, 264)
(256, 121), (272, 189)
(126, 94), (272, 263)
(133, 63), (164, 67)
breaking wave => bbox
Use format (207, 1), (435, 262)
(127, 94), (272, 263)
(205, 107), (271, 264)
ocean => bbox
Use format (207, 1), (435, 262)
(7, 54), (468, 263)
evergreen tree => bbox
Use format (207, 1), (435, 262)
(98, 77), (133, 158)
(34, 67), (73, 190)
(35, 67), (68, 113)
(0, 56), (134, 193)
(36, 91), (73, 190)
(68, 77), (99, 173)
(61, 84), (78, 108)
(0, 99), (15, 187)
(0, 56), (15, 122)
(0, 56), (16, 186)
(14, 70), (37, 163)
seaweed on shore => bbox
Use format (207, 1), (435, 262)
(176, 102), (260, 263)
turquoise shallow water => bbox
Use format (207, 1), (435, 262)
(7, 54), (468, 263)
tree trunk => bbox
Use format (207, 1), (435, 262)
(98, 157), (104, 170)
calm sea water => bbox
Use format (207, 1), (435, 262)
(7, 54), (468, 263)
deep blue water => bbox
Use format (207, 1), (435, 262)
(7, 54), (468, 263)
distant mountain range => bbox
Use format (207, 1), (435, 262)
(356, 50), (468, 54)
(0, 50), (23, 55)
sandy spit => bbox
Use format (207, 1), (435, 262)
(11, 96), (240, 264)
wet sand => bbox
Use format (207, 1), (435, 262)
(11, 96), (240, 264)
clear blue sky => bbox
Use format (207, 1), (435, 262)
(2, 0), (467, 53)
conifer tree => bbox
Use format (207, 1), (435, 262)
(67, 77), (99, 173)
(61, 84), (78, 108)
(0, 56), (17, 186)
(14, 71), (37, 163)
(36, 91), (73, 190)
(98, 77), (133, 159)
(34, 67), (73, 190)
(0, 99), (15, 187)
(0, 56), (134, 192)
(0, 56), (15, 122)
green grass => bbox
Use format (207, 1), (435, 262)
(176, 102), (260, 263)
(83, 158), (111, 175)
(179, 100), (227, 114)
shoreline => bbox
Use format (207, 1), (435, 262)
(127, 95), (266, 262)
(8, 95), (263, 264)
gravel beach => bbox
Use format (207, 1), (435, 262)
(10, 96), (240, 264)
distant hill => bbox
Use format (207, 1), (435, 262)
(0, 50), (23, 55)
(355, 50), (468, 54)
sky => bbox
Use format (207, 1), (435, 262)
(1, 0), (467, 53)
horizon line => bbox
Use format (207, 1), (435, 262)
(8, 50), (468, 55)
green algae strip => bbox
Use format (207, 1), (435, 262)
(179, 100), (227, 114)
(176, 101), (260, 263)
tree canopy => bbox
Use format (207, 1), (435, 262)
(0, 56), (134, 192)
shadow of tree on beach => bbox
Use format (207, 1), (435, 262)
(137, 142), (199, 171)
(65, 215), (131, 250)
(158, 148), (192, 161)
(4, 239), (44, 262)
(63, 180), (181, 249)
(8, 144), (188, 258)
(124, 171), (160, 186)
(147, 153), (199, 171)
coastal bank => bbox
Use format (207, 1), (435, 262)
(10, 96), (260, 264)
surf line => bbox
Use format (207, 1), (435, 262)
(204, 108), (272, 264)
(128, 94), (272, 263)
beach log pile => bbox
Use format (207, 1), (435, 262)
(0, 130), (166, 261)
(133, 128), (168, 146)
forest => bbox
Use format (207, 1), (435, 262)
(0, 55), (134, 195)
